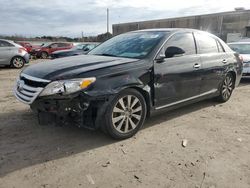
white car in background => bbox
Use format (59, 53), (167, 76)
(0, 39), (30, 68)
(228, 42), (250, 77)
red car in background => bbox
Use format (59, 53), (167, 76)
(31, 42), (73, 59)
(16, 42), (40, 54)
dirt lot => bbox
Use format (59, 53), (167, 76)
(0, 60), (250, 188)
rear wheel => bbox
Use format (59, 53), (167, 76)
(103, 89), (147, 139)
(216, 73), (235, 102)
(11, 57), (25, 69)
(40, 51), (48, 59)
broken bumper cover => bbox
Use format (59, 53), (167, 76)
(30, 93), (110, 130)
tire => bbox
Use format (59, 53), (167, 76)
(11, 56), (25, 69)
(40, 51), (48, 59)
(216, 73), (235, 103)
(103, 89), (147, 139)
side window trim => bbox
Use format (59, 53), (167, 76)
(155, 31), (197, 60)
(192, 32), (198, 54)
(154, 32), (176, 60)
(216, 40), (225, 53)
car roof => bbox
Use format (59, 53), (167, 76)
(131, 28), (205, 33)
(130, 28), (221, 40)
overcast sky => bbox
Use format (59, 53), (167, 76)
(0, 0), (250, 37)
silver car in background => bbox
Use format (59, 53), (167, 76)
(228, 42), (250, 77)
(0, 39), (30, 68)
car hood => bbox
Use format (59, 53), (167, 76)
(241, 54), (250, 62)
(22, 55), (139, 80)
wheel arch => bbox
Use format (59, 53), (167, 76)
(10, 55), (26, 67)
(123, 85), (152, 117)
(227, 70), (236, 88)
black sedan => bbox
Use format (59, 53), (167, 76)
(51, 43), (98, 59)
(14, 29), (243, 139)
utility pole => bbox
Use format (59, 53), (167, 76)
(81, 31), (84, 42)
(107, 8), (109, 33)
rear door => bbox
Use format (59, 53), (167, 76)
(49, 43), (59, 53)
(154, 32), (203, 108)
(0, 40), (15, 65)
(58, 43), (71, 51)
(194, 32), (227, 93)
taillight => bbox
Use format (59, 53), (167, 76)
(18, 47), (27, 53)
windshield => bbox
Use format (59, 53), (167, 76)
(229, 43), (250, 54)
(89, 31), (167, 59)
(73, 44), (87, 50)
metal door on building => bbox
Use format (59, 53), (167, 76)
(246, 26), (250, 37)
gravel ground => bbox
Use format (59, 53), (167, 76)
(0, 60), (250, 188)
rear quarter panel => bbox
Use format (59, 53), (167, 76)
(226, 52), (243, 87)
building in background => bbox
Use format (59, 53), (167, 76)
(112, 9), (250, 42)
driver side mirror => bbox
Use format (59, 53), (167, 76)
(156, 46), (186, 63)
(83, 48), (89, 51)
(165, 46), (185, 58)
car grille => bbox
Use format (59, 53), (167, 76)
(14, 73), (50, 104)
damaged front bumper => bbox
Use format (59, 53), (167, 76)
(30, 93), (110, 130)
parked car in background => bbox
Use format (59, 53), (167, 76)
(51, 43), (99, 59)
(31, 42), (73, 59)
(16, 42), (40, 54)
(14, 29), (242, 139)
(16, 42), (32, 53)
(0, 39), (29, 68)
(228, 42), (250, 77)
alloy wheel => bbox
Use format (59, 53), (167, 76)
(222, 75), (233, 100)
(41, 52), (48, 59)
(112, 95), (142, 133)
(12, 57), (24, 68)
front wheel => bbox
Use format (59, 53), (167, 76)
(103, 89), (147, 139)
(40, 51), (48, 59)
(216, 73), (235, 102)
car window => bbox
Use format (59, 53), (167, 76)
(0, 40), (14, 47)
(162, 32), (196, 58)
(50, 43), (58, 48)
(228, 44), (250, 54)
(195, 33), (218, 54)
(217, 40), (225, 52)
(58, 43), (68, 47)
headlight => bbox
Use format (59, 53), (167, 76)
(39, 77), (96, 97)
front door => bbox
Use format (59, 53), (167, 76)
(154, 32), (203, 108)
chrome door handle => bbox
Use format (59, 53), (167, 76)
(193, 63), (201, 69)
(222, 59), (228, 64)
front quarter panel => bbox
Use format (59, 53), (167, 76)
(83, 61), (153, 98)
